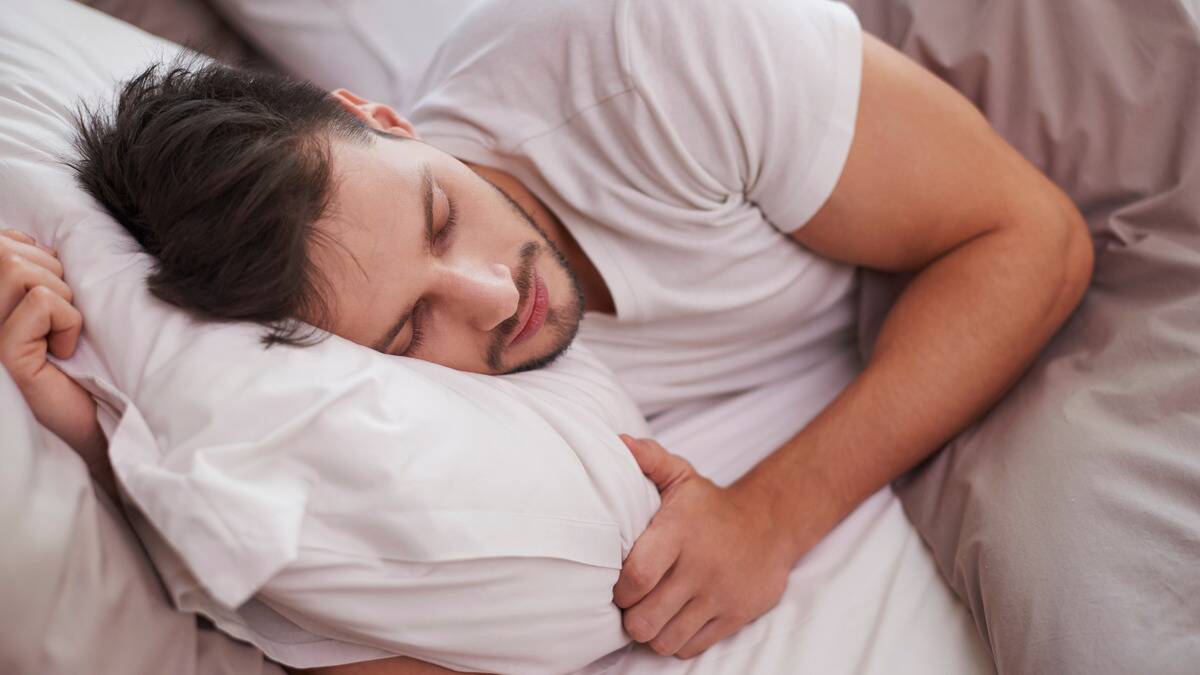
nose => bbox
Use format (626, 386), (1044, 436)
(445, 260), (520, 332)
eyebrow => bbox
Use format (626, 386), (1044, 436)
(371, 163), (434, 353)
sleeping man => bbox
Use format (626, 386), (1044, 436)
(0, 1), (1093, 673)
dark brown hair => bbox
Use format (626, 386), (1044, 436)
(68, 56), (374, 346)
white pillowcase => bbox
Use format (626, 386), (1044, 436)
(208, 0), (484, 113)
(0, 2), (658, 673)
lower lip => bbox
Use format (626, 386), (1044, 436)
(510, 270), (548, 347)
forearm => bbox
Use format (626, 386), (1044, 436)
(731, 214), (1093, 559)
(24, 374), (113, 498)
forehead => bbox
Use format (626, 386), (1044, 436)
(327, 136), (422, 211)
(312, 138), (428, 330)
(320, 136), (431, 249)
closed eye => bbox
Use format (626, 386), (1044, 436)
(401, 302), (427, 356)
(435, 192), (458, 251)
(400, 193), (458, 356)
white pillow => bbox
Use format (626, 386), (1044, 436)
(208, 0), (484, 113)
(0, 2), (658, 673)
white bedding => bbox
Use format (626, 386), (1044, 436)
(572, 349), (994, 675)
(241, 348), (994, 674)
(178, 2), (995, 668)
(2, 351), (990, 675)
(1, 1), (995, 670)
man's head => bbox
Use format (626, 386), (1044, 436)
(69, 59), (584, 374)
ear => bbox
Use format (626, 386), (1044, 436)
(330, 88), (421, 140)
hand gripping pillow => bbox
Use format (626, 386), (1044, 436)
(0, 2), (659, 673)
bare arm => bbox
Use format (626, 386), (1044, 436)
(745, 29), (1094, 561)
(0, 229), (113, 497)
(612, 31), (1093, 658)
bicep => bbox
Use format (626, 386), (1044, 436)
(792, 32), (1076, 272)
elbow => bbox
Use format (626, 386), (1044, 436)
(1049, 198), (1095, 319)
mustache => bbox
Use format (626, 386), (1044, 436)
(487, 240), (539, 367)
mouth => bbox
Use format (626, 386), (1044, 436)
(508, 267), (548, 347)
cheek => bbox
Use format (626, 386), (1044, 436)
(422, 312), (480, 365)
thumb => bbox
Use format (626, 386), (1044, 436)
(620, 435), (691, 491)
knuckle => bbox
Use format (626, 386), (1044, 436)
(623, 568), (650, 593)
(0, 253), (22, 277)
(728, 609), (752, 626)
(649, 637), (675, 656)
(612, 589), (631, 609)
(623, 614), (653, 642)
(28, 284), (56, 304)
(691, 594), (719, 615)
(676, 646), (700, 660)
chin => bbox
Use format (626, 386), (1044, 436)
(502, 307), (580, 375)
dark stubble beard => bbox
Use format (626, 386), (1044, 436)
(479, 177), (586, 375)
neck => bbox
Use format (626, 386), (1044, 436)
(465, 161), (615, 315)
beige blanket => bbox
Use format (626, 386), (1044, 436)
(847, 0), (1200, 672)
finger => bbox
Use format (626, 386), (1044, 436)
(0, 288), (94, 451)
(10, 240), (63, 276)
(620, 435), (691, 489)
(613, 521), (679, 609)
(0, 254), (73, 320)
(0, 286), (83, 375)
(0, 236), (64, 277)
(622, 569), (699, 646)
(1, 229), (37, 245)
(675, 616), (742, 660)
(12, 286), (82, 361)
(45, 291), (84, 360)
(648, 597), (715, 657)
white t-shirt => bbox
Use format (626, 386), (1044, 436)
(409, 0), (865, 418)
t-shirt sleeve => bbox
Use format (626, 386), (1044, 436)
(620, 0), (863, 233)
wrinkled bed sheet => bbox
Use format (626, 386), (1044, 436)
(241, 350), (993, 674)
(568, 351), (993, 674)
(847, 0), (1200, 672)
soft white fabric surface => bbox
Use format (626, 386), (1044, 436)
(1, 2), (663, 673)
(570, 351), (994, 675)
(0, 372), (286, 675)
(233, 347), (994, 675)
(406, 0), (863, 417)
(2, 1), (992, 673)
(207, 0), (484, 114)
